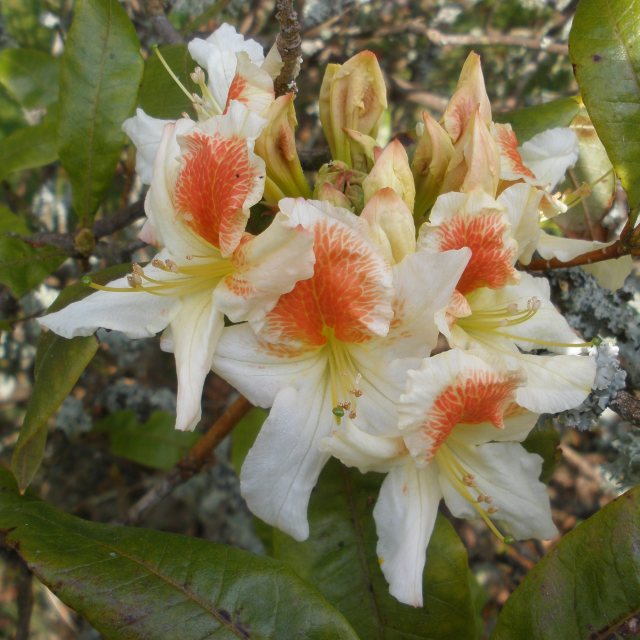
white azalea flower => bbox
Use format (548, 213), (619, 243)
(323, 349), (556, 607)
(123, 23), (279, 184)
(419, 187), (596, 414)
(212, 198), (470, 540)
(40, 104), (315, 432)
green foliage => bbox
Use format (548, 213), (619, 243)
(495, 96), (582, 143)
(272, 460), (480, 640)
(0, 0), (59, 50)
(522, 423), (560, 484)
(0, 467), (359, 640)
(492, 487), (640, 640)
(58, 0), (144, 224)
(95, 410), (200, 471)
(0, 48), (59, 109)
(0, 207), (65, 297)
(0, 113), (59, 182)
(138, 44), (198, 120)
(570, 0), (640, 224)
(11, 333), (98, 492)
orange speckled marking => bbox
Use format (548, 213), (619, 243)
(174, 132), (255, 253)
(495, 125), (535, 179)
(261, 219), (388, 350)
(423, 370), (519, 461)
(225, 74), (249, 112)
(437, 212), (517, 295)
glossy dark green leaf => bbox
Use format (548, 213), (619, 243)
(0, 48), (59, 109)
(0, 113), (58, 181)
(58, 0), (143, 223)
(0, 468), (359, 640)
(138, 44), (197, 120)
(0, 206), (65, 297)
(570, 0), (640, 221)
(95, 410), (200, 470)
(272, 460), (480, 640)
(495, 96), (582, 143)
(492, 487), (640, 640)
(1, 0), (56, 50)
(11, 333), (98, 492)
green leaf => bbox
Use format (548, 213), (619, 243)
(95, 410), (200, 471)
(495, 96), (582, 143)
(12, 332), (98, 492)
(570, 0), (640, 221)
(0, 0), (57, 51)
(0, 207), (65, 298)
(58, 0), (144, 223)
(521, 423), (560, 484)
(0, 468), (359, 640)
(0, 48), (59, 109)
(0, 113), (58, 182)
(272, 460), (480, 639)
(230, 407), (267, 474)
(138, 44), (197, 120)
(492, 487), (640, 640)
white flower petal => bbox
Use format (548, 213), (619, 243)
(513, 352), (596, 414)
(214, 214), (315, 330)
(519, 128), (578, 190)
(386, 248), (471, 358)
(212, 324), (325, 408)
(240, 377), (333, 541)
(497, 183), (543, 264)
(320, 421), (406, 473)
(38, 275), (179, 339)
(582, 256), (633, 291)
(374, 463), (441, 607)
(536, 232), (614, 262)
(440, 441), (557, 540)
(453, 409), (539, 445)
(122, 108), (169, 184)
(169, 291), (224, 431)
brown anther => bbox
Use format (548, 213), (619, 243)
(164, 259), (178, 272)
(487, 506), (499, 514)
(476, 494), (486, 503)
(484, 495), (493, 504)
(349, 410), (357, 419)
(339, 401), (351, 410)
(151, 258), (165, 269)
(351, 389), (363, 398)
(132, 263), (144, 276)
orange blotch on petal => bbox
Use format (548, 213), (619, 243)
(262, 219), (389, 348)
(225, 73), (249, 112)
(437, 212), (517, 295)
(174, 132), (256, 253)
(496, 125), (535, 179)
(422, 370), (520, 461)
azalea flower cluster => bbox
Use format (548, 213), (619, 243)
(40, 26), (598, 607)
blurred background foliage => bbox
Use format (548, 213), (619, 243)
(0, 0), (638, 638)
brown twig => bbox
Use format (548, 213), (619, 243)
(145, 0), (184, 44)
(21, 198), (146, 258)
(125, 395), (252, 525)
(274, 0), (302, 97)
(609, 390), (640, 427)
(524, 238), (637, 272)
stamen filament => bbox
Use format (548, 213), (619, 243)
(437, 445), (506, 542)
(490, 331), (593, 348)
(153, 45), (197, 104)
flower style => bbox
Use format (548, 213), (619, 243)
(418, 186), (597, 414)
(39, 103), (315, 432)
(212, 197), (470, 540)
(323, 348), (557, 607)
(123, 23), (279, 184)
